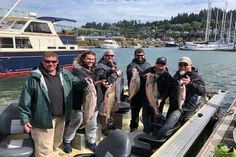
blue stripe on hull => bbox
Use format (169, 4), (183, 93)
(0, 50), (84, 73)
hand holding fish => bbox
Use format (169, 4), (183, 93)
(131, 68), (138, 75)
(84, 77), (93, 83)
(181, 75), (191, 85)
(101, 80), (109, 88)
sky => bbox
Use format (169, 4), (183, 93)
(1, 0), (236, 27)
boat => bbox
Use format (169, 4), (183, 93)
(165, 41), (179, 47)
(0, 90), (227, 157)
(99, 40), (121, 49)
(0, 3), (87, 75)
(180, 0), (236, 51)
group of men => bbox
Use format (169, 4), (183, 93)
(18, 48), (206, 157)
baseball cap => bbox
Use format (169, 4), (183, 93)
(156, 57), (167, 64)
(179, 56), (192, 65)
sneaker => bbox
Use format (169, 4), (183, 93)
(87, 142), (97, 152)
(64, 142), (72, 154)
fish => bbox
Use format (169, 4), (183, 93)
(80, 79), (97, 128)
(177, 80), (186, 112)
(115, 72), (124, 104)
(145, 73), (160, 117)
(127, 71), (140, 102)
(103, 82), (118, 124)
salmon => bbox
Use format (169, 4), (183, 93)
(103, 83), (117, 123)
(115, 75), (124, 104)
(80, 79), (97, 128)
(145, 73), (160, 117)
(127, 71), (140, 102)
(177, 80), (186, 112)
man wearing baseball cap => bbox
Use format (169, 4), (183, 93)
(142, 57), (172, 134)
(156, 56), (206, 138)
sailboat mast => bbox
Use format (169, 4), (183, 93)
(214, 8), (219, 41)
(205, 0), (211, 42)
(1, 0), (21, 22)
(227, 12), (232, 43)
(220, 1), (227, 43)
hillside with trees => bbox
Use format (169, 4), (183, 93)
(79, 8), (236, 42)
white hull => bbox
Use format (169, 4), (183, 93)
(180, 43), (219, 51)
(100, 40), (120, 49)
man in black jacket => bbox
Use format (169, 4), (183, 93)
(126, 48), (151, 132)
(156, 56), (206, 138)
(142, 57), (172, 134)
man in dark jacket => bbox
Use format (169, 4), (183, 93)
(96, 49), (122, 135)
(18, 51), (87, 157)
(126, 48), (151, 132)
(156, 56), (206, 138)
(142, 57), (172, 134)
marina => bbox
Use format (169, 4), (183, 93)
(0, 0), (236, 156)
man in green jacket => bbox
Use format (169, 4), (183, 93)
(18, 51), (87, 157)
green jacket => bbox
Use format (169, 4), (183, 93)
(18, 68), (86, 129)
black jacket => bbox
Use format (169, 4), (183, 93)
(126, 58), (151, 102)
(170, 67), (206, 112)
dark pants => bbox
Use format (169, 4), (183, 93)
(129, 100), (144, 130)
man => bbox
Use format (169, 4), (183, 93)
(126, 48), (151, 132)
(156, 56), (206, 138)
(96, 49), (122, 135)
(18, 51), (87, 157)
(142, 57), (172, 134)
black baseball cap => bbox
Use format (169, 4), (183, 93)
(156, 57), (167, 64)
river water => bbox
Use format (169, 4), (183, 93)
(1, 47), (236, 113)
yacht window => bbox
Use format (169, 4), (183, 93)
(48, 46), (56, 49)
(11, 21), (27, 30)
(15, 37), (32, 48)
(70, 46), (75, 49)
(0, 37), (14, 48)
(24, 22), (52, 34)
(58, 47), (66, 49)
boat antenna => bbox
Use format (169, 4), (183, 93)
(1, 0), (21, 22)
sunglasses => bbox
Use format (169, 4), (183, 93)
(156, 62), (166, 65)
(179, 62), (188, 66)
(44, 60), (58, 64)
(105, 55), (114, 57)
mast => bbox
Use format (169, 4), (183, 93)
(1, 0), (21, 22)
(227, 12), (232, 44)
(205, 0), (211, 42)
(220, 1), (227, 43)
(214, 8), (219, 41)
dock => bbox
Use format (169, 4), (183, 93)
(197, 99), (236, 157)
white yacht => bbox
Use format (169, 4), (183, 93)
(100, 40), (121, 49)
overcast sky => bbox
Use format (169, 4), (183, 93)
(1, 0), (236, 26)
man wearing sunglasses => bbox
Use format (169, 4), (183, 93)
(96, 49), (123, 135)
(18, 51), (88, 157)
(141, 57), (172, 134)
(156, 56), (206, 139)
(126, 48), (151, 132)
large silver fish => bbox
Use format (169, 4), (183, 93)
(127, 71), (140, 102)
(80, 79), (97, 128)
(177, 80), (186, 112)
(103, 83), (118, 123)
(145, 73), (160, 117)
(115, 70), (124, 103)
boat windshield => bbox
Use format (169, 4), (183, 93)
(1, 20), (27, 30)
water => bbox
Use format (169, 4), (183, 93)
(1, 47), (236, 113)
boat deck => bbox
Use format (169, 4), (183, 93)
(197, 99), (236, 157)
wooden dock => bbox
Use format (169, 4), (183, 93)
(197, 99), (236, 157)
